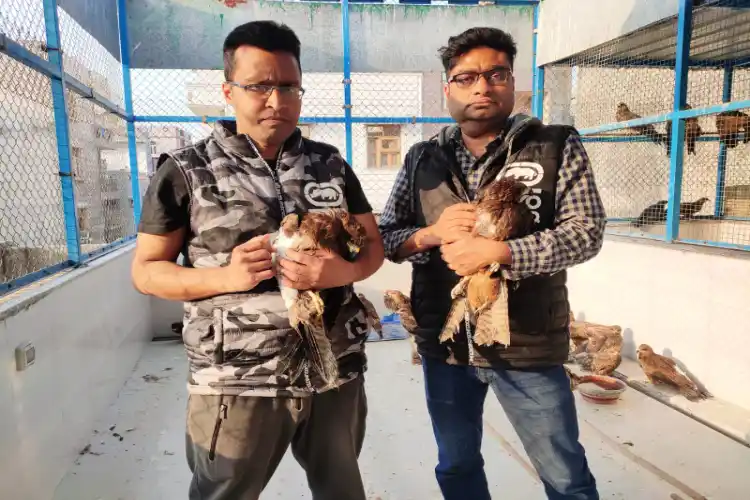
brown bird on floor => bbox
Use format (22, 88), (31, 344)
(616, 102), (668, 150)
(357, 293), (383, 339)
(273, 209), (367, 388)
(440, 177), (534, 349)
(679, 197), (709, 219)
(383, 290), (421, 365)
(716, 111), (750, 148)
(568, 313), (623, 375)
(665, 104), (702, 156)
(636, 344), (710, 401)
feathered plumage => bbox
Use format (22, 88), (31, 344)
(616, 103), (668, 149)
(636, 344), (710, 401)
(383, 290), (421, 365)
(440, 178), (534, 348)
(357, 293), (383, 339)
(272, 209), (366, 389)
(633, 200), (668, 228)
(665, 104), (702, 156)
(568, 314), (623, 375)
(716, 111), (750, 148)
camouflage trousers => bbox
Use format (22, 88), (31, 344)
(185, 376), (368, 500)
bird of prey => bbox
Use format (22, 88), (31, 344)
(716, 111), (750, 148)
(357, 293), (383, 339)
(665, 104), (702, 156)
(272, 209), (367, 389)
(633, 200), (668, 227)
(616, 103), (668, 150)
(568, 314), (623, 376)
(636, 344), (710, 401)
(679, 197), (709, 219)
(440, 177), (534, 348)
(383, 289), (421, 365)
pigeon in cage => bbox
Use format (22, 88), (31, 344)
(665, 104), (702, 156)
(632, 200), (668, 228)
(272, 209), (367, 389)
(716, 111), (750, 149)
(616, 103), (668, 150)
(636, 344), (710, 401)
(439, 177), (534, 350)
(679, 197), (709, 219)
(383, 290), (421, 365)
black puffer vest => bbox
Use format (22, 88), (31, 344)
(408, 115), (574, 368)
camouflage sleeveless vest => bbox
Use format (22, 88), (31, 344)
(163, 121), (370, 397)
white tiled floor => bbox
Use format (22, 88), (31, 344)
(53, 340), (750, 500)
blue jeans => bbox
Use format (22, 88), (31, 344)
(422, 356), (599, 500)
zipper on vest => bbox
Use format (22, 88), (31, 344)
(247, 140), (287, 218)
(208, 402), (228, 462)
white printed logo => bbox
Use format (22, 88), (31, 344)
(498, 162), (544, 224)
(304, 182), (344, 208)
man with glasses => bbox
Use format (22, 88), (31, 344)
(131, 20), (383, 500)
(379, 27), (605, 499)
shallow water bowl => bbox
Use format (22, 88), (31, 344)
(577, 375), (627, 404)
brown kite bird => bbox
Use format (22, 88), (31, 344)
(636, 344), (710, 401)
(383, 289), (421, 365)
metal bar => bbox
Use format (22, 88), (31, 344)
(0, 261), (75, 297)
(80, 235), (137, 262)
(678, 239), (750, 252)
(342, 0), (353, 165)
(578, 112), (674, 135)
(579, 134), (732, 143)
(665, 0), (693, 242)
(715, 63), (733, 217)
(42, 0), (81, 264)
(132, 115), (455, 124)
(117, 0), (142, 226)
(0, 34), (127, 118)
(531, 3), (544, 120)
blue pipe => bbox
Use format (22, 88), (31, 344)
(117, 0), (142, 226)
(715, 63), (733, 217)
(665, 0), (693, 242)
(42, 0), (81, 264)
(531, 2), (544, 120)
(132, 115), (455, 124)
(342, 0), (354, 166)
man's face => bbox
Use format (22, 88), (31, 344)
(443, 47), (515, 130)
(222, 46), (302, 150)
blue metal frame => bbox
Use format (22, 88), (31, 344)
(665, 0), (693, 242)
(531, 2), (544, 120)
(117, 0), (142, 226)
(42, 0), (81, 265)
(715, 63), (733, 217)
(133, 115), (455, 124)
(342, 0), (354, 165)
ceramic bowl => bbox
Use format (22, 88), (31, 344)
(577, 375), (627, 404)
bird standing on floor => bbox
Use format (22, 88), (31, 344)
(272, 209), (367, 388)
(616, 102), (668, 150)
(383, 289), (421, 365)
(716, 111), (750, 148)
(636, 344), (710, 401)
(633, 200), (668, 228)
(679, 197), (709, 219)
(568, 314), (623, 376)
(440, 177), (534, 348)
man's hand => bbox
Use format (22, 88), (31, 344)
(431, 203), (477, 244)
(440, 236), (511, 277)
(278, 249), (356, 290)
(222, 234), (275, 293)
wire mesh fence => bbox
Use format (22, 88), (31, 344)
(0, 52), (68, 285)
(542, 0), (750, 250)
(0, 0), (48, 60)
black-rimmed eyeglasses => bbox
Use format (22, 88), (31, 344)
(448, 67), (513, 89)
(226, 82), (305, 99)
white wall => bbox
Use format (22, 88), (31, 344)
(567, 237), (750, 412)
(536, 0), (681, 66)
(0, 246), (153, 500)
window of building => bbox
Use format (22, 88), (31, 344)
(366, 124), (401, 169)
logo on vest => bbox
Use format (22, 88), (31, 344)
(304, 182), (344, 208)
(498, 162), (544, 224)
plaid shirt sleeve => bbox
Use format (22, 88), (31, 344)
(503, 132), (607, 281)
(377, 160), (431, 265)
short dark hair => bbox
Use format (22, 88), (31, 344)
(438, 27), (517, 74)
(223, 21), (301, 81)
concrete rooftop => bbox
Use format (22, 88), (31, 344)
(52, 339), (750, 500)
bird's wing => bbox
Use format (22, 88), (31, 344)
(472, 280), (510, 347)
(358, 295), (382, 337)
(440, 299), (466, 344)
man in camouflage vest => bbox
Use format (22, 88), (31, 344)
(132, 21), (384, 500)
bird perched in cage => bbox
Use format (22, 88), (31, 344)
(439, 177), (534, 349)
(632, 200), (668, 228)
(357, 293), (383, 339)
(679, 197), (709, 219)
(665, 104), (702, 156)
(616, 103), (668, 150)
(636, 344), (710, 401)
(716, 111), (750, 148)
(383, 289), (421, 365)
(272, 209), (367, 389)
